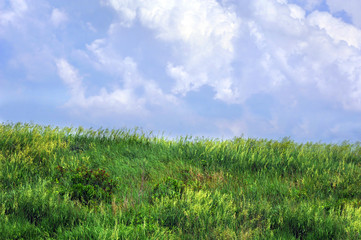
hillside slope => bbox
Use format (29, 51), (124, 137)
(1, 123), (361, 239)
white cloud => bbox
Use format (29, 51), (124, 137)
(0, 0), (28, 28)
(51, 8), (68, 27)
(57, 35), (179, 118)
(11, 0), (27, 13)
(287, 0), (323, 11)
(105, 0), (361, 114)
(288, 4), (306, 20)
(56, 57), (146, 114)
(2, 0), (361, 142)
(308, 11), (361, 49)
(87, 39), (177, 105)
(304, 0), (323, 11)
(104, 0), (138, 26)
(241, 0), (361, 110)
(166, 64), (192, 96)
(207, 0), (361, 140)
(52, 0), (361, 140)
(0, 0), (67, 82)
(56, 58), (85, 103)
(252, 0), (308, 36)
(85, 38), (177, 105)
(327, 0), (361, 28)
(105, 0), (241, 102)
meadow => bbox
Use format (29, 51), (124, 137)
(1, 122), (361, 239)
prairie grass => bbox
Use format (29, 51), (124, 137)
(1, 122), (361, 239)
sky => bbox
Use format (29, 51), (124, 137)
(1, 0), (361, 143)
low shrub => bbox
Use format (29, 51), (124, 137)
(55, 165), (118, 204)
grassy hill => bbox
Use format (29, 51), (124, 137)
(1, 123), (361, 239)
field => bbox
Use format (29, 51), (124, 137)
(1, 123), (361, 239)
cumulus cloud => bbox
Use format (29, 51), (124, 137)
(308, 11), (361, 49)
(56, 57), (146, 115)
(104, 0), (361, 111)
(2, 0), (361, 142)
(242, 0), (361, 109)
(99, 0), (361, 141)
(200, 0), (361, 140)
(104, 0), (241, 102)
(305, 0), (323, 10)
(85, 38), (177, 106)
(286, 0), (324, 12)
(56, 36), (179, 119)
(0, 0), (180, 129)
(56, 58), (85, 102)
(326, 0), (361, 28)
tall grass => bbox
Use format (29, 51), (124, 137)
(1, 122), (361, 239)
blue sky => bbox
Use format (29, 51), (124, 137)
(1, 0), (361, 143)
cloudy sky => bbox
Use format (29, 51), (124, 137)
(1, 0), (361, 143)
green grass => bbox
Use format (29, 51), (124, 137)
(1, 122), (361, 239)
